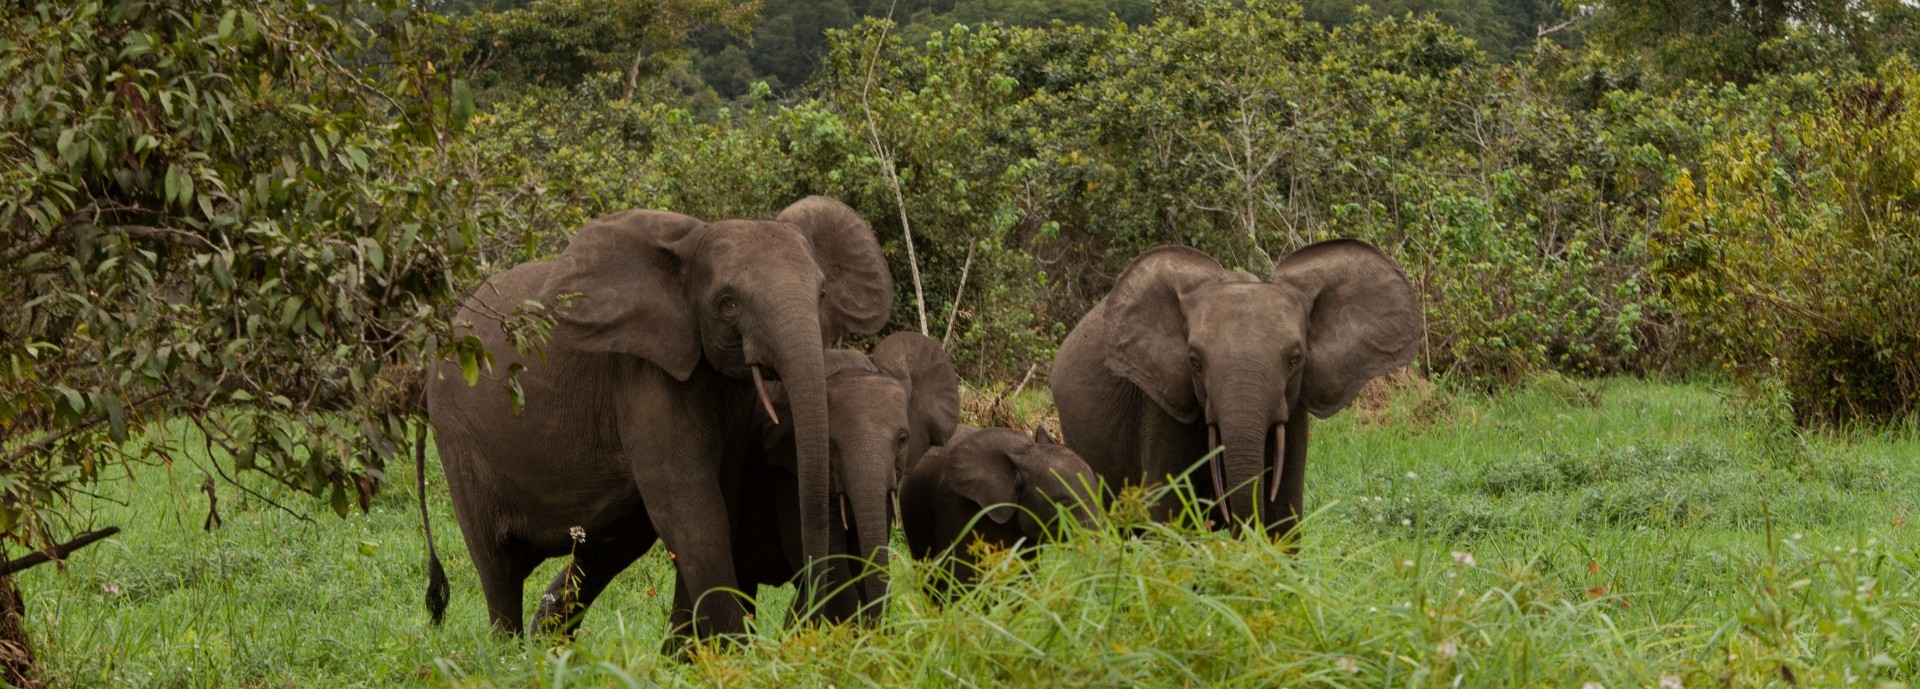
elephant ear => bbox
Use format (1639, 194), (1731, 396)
(871, 332), (960, 469)
(1270, 239), (1423, 418)
(777, 196), (894, 340)
(823, 348), (879, 378)
(542, 209), (703, 381)
(947, 431), (1022, 525)
(1101, 246), (1227, 424)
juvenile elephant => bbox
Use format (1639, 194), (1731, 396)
(422, 197), (892, 640)
(729, 332), (959, 624)
(1050, 240), (1421, 538)
(900, 425), (1098, 594)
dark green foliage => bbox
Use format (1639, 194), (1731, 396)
(1300, 0), (1574, 61)
(796, 3), (1667, 383)
(457, 0), (753, 95)
(1585, 0), (1920, 87)
(440, 0), (1920, 420)
(0, 1), (499, 555)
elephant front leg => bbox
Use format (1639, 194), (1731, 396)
(1138, 402), (1208, 524)
(642, 482), (749, 641)
(620, 366), (751, 644)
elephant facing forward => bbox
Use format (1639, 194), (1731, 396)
(423, 197), (892, 642)
(730, 332), (959, 624)
(1050, 240), (1421, 539)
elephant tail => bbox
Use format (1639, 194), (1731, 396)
(415, 420), (449, 625)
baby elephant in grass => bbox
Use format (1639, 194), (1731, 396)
(900, 425), (1100, 596)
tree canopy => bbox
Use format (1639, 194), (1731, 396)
(1, 0), (497, 554)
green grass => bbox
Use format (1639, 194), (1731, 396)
(20, 378), (1920, 687)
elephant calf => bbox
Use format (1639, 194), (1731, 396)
(900, 424), (1099, 596)
(730, 332), (959, 624)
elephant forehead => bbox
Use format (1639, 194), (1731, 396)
(696, 221), (824, 280)
(1185, 282), (1310, 337)
(1030, 446), (1094, 481)
(828, 374), (910, 417)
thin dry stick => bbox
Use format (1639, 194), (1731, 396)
(859, 0), (929, 334)
(1004, 362), (1038, 403)
(941, 242), (975, 346)
(988, 362), (1040, 426)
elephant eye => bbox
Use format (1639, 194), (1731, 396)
(1288, 351), (1303, 369)
(1188, 352), (1202, 372)
(716, 293), (739, 320)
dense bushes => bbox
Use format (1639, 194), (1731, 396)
(458, 0), (1919, 423)
(811, 5), (1670, 385)
(1654, 67), (1920, 425)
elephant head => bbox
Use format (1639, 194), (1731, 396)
(758, 331), (959, 620)
(943, 426), (1100, 539)
(901, 425), (1099, 594)
(1100, 240), (1420, 526)
(542, 196), (892, 572)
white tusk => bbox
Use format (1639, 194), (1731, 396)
(751, 365), (779, 426)
(1208, 425), (1228, 517)
(1269, 424), (1284, 503)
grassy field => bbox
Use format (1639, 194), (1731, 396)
(19, 378), (1920, 687)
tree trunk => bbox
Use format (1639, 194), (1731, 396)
(0, 575), (38, 689)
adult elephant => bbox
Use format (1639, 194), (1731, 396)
(730, 332), (958, 625)
(1050, 240), (1421, 538)
(422, 197), (892, 641)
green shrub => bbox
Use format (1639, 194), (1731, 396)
(1653, 67), (1920, 425)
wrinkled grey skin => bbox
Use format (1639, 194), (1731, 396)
(730, 332), (959, 624)
(423, 197), (892, 642)
(900, 425), (1099, 596)
(1050, 240), (1421, 539)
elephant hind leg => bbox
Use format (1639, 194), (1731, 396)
(533, 542), (652, 636)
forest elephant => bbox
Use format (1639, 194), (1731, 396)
(900, 425), (1099, 596)
(729, 331), (959, 624)
(421, 196), (892, 642)
(1049, 240), (1421, 539)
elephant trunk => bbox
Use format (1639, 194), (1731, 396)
(845, 443), (893, 624)
(1218, 403), (1277, 527)
(764, 293), (833, 583)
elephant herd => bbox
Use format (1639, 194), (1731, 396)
(417, 196), (1422, 648)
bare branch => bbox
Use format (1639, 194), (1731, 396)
(859, 1), (929, 335)
(188, 417), (315, 524)
(107, 225), (216, 251)
(0, 527), (119, 577)
(941, 242), (975, 347)
(1536, 16), (1580, 39)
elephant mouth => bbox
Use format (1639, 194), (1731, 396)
(1204, 422), (1284, 525)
